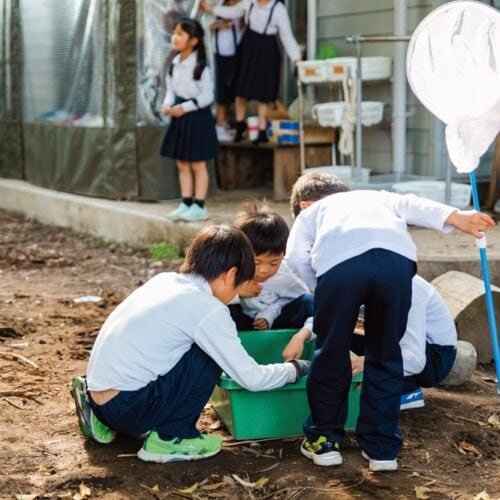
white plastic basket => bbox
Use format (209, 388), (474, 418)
(297, 60), (326, 83)
(311, 102), (346, 127)
(305, 165), (371, 183)
(361, 56), (392, 80)
(361, 101), (384, 126)
(392, 180), (472, 209)
(322, 57), (357, 82)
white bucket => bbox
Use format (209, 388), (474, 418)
(304, 165), (371, 183)
(247, 116), (259, 141)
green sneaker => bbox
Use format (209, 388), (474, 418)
(70, 376), (116, 445)
(301, 435), (343, 466)
(137, 431), (222, 463)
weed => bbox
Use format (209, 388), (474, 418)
(149, 242), (181, 261)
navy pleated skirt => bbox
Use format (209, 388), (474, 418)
(160, 107), (219, 162)
(215, 54), (237, 105)
(235, 29), (281, 102)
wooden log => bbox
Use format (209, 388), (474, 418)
(431, 271), (500, 363)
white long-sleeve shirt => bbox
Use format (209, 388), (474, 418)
(213, 0), (301, 61)
(86, 273), (296, 392)
(163, 52), (214, 113)
(286, 190), (456, 290)
(213, 19), (244, 56)
(401, 275), (457, 376)
(240, 260), (313, 330)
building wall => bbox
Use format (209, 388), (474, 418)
(315, 0), (494, 179)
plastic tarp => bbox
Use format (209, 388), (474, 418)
(0, 0), (23, 179)
(1, 0), (217, 200)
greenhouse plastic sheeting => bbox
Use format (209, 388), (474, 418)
(0, 0), (219, 200)
(0, 0), (23, 179)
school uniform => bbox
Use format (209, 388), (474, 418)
(213, 18), (243, 104)
(286, 190), (457, 461)
(351, 275), (458, 392)
(229, 260), (314, 331)
(160, 52), (219, 161)
(213, 0), (301, 102)
(86, 272), (297, 439)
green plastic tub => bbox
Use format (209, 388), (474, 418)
(210, 329), (363, 440)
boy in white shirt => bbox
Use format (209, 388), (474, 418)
(228, 202), (314, 342)
(350, 275), (457, 409)
(286, 172), (494, 472)
(70, 225), (308, 463)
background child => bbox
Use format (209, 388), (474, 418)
(201, 0), (301, 144)
(286, 172), (494, 471)
(71, 224), (309, 463)
(229, 202), (314, 341)
(161, 18), (218, 222)
(209, 0), (244, 141)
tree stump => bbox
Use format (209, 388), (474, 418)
(431, 271), (500, 363)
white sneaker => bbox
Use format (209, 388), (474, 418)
(216, 125), (234, 142)
(167, 202), (191, 220)
(361, 450), (398, 472)
(180, 204), (208, 222)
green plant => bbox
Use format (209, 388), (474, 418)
(149, 242), (181, 261)
(94, 235), (107, 247)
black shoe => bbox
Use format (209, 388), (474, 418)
(252, 129), (269, 145)
(234, 121), (247, 142)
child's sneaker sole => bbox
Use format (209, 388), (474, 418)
(137, 447), (221, 463)
(361, 450), (398, 472)
(70, 377), (92, 438)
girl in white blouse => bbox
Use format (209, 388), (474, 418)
(201, 0), (301, 144)
(161, 18), (218, 222)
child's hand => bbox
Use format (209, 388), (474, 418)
(161, 104), (171, 115)
(253, 317), (269, 330)
(282, 328), (311, 360)
(445, 209), (495, 238)
(169, 105), (185, 118)
(239, 280), (262, 298)
(200, 0), (213, 13)
(351, 355), (365, 376)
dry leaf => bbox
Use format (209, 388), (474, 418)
(474, 490), (490, 500)
(414, 486), (431, 499)
(231, 474), (269, 490)
(57, 493), (73, 499)
(254, 477), (269, 489)
(179, 482), (199, 494)
(151, 484), (160, 492)
(37, 465), (48, 472)
(487, 414), (500, 430)
(458, 441), (484, 457)
(78, 483), (91, 498)
(15, 495), (38, 500)
(200, 482), (226, 491)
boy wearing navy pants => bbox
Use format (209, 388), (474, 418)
(286, 172), (494, 471)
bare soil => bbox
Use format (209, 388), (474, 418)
(0, 210), (499, 500)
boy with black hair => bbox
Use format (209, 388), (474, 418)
(71, 224), (308, 463)
(285, 172), (494, 472)
(228, 202), (314, 341)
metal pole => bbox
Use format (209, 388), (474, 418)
(355, 38), (362, 175)
(298, 77), (306, 174)
(393, 0), (407, 174)
(445, 156), (452, 205)
(469, 170), (500, 396)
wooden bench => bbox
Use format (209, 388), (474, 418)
(216, 140), (333, 201)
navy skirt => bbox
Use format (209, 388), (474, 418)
(215, 54), (237, 105)
(160, 106), (219, 162)
(235, 29), (281, 102)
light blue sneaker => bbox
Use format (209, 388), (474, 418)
(400, 387), (425, 410)
(180, 203), (208, 222)
(167, 202), (191, 220)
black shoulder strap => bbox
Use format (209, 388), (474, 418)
(247, 2), (254, 30)
(263, 0), (278, 34)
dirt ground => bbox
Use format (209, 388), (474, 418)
(0, 210), (499, 500)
